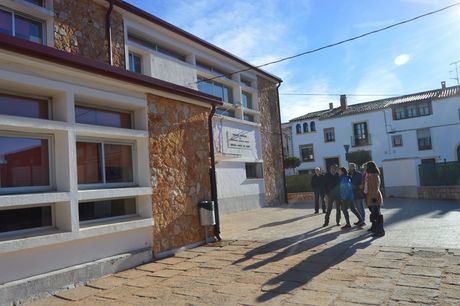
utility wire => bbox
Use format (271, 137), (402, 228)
(280, 93), (403, 97)
(192, 2), (460, 85)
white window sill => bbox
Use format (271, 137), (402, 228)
(77, 187), (152, 201)
(0, 192), (70, 208)
(75, 124), (148, 140)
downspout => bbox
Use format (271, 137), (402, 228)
(208, 104), (222, 240)
(106, 0), (114, 66)
(276, 81), (288, 204)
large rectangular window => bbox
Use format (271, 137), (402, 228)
(128, 34), (185, 61)
(0, 135), (50, 192)
(75, 105), (132, 129)
(0, 206), (52, 234)
(79, 198), (136, 222)
(353, 122), (369, 146)
(0, 8), (43, 44)
(417, 128), (432, 151)
(393, 102), (432, 120)
(197, 77), (233, 103)
(77, 141), (133, 186)
(300, 144), (314, 162)
(0, 93), (49, 119)
(128, 52), (142, 74)
(196, 61), (230, 79)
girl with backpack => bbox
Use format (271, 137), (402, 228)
(338, 167), (365, 229)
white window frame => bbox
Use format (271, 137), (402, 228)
(78, 197), (138, 226)
(128, 52), (143, 74)
(0, 203), (55, 238)
(392, 135), (403, 147)
(0, 6), (46, 44)
(0, 131), (55, 195)
(76, 138), (137, 190)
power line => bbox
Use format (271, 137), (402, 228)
(192, 2), (460, 86)
(280, 93), (403, 97)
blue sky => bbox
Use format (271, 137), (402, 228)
(126, 0), (460, 122)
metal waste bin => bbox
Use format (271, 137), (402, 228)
(198, 200), (216, 226)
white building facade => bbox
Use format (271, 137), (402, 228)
(288, 86), (460, 197)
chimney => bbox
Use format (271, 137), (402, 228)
(329, 102), (333, 110)
(340, 94), (347, 111)
(441, 81), (446, 89)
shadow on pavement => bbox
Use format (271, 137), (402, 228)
(248, 213), (317, 231)
(254, 232), (374, 302)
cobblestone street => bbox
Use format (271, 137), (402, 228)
(28, 199), (460, 305)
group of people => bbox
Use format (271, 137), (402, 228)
(310, 161), (385, 237)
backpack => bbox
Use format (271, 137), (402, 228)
(340, 176), (354, 201)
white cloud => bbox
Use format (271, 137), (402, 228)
(394, 54), (411, 66)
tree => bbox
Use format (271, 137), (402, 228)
(284, 156), (301, 170)
(347, 150), (372, 167)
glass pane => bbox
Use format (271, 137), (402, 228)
(0, 9), (13, 36)
(129, 53), (142, 73)
(0, 94), (48, 119)
(0, 206), (51, 233)
(14, 15), (43, 44)
(79, 198), (136, 222)
(0, 136), (49, 188)
(24, 0), (44, 6)
(244, 114), (254, 122)
(104, 144), (133, 183)
(76, 142), (102, 184)
(75, 106), (132, 129)
(242, 92), (252, 108)
(197, 78), (214, 96)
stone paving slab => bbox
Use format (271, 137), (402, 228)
(27, 199), (460, 305)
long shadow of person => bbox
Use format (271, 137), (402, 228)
(256, 232), (375, 303)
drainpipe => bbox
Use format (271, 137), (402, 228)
(208, 105), (222, 240)
(276, 81), (288, 204)
(106, 0), (114, 66)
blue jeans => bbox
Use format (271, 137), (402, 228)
(354, 198), (366, 221)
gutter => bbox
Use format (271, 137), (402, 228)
(106, 0), (114, 66)
(276, 81), (289, 204)
(207, 105), (222, 240)
(0, 33), (222, 106)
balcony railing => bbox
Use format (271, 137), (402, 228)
(351, 133), (372, 147)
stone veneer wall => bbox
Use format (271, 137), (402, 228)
(147, 94), (212, 254)
(53, 0), (125, 68)
(257, 76), (286, 206)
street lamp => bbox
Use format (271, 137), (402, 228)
(344, 144), (350, 162)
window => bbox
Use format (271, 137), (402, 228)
(245, 163), (263, 179)
(421, 158), (436, 164)
(0, 93), (49, 119)
(300, 144), (314, 162)
(216, 108), (234, 117)
(197, 77), (233, 103)
(0, 8), (43, 44)
(353, 122), (369, 146)
(128, 34), (185, 61)
(75, 105), (132, 129)
(241, 77), (252, 87)
(196, 61), (230, 79)
(393, 102), (432, 120)
(0, 205), (51, 234)
(24, 0), (44, 6)
(417, 128), (432, 151)
(324, 128), (335, 142)
(79, 198), (136, 222)
(243, 114), (254, 122)
(296, 124), (301, 134)
(303, 122), (308, 133)
(392, 135), (403, 147)
(77, 141), (133, 186)
(310, 122), (316, 132)
(128, 52), (142, 73)
(0, 135), (50, 193)
(242, 91), (253, 109)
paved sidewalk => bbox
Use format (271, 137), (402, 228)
(27, 199), (460, 305)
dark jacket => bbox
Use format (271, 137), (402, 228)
(310, 174), (324, 193)
(350, 170), (364, 199)
(324, 172), (340, 198)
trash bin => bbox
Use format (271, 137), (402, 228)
(198, 200), (216, 226)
